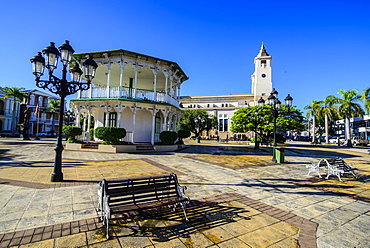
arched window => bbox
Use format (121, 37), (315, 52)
(30, 95), (35, 105)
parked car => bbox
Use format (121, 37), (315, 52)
(36, 131), (56, 137)
(329, 137), (346, 145)
(0, 130), (20, 137)
(351, 137), (369, 146)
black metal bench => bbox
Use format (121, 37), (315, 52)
(98, 173), (189, 239)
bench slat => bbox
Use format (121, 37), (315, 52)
(99, 173), (189, 239)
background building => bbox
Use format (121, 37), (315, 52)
(180, 43), (273, 139)
(20, 90), (61, 135)
(0, 87), (17, 132)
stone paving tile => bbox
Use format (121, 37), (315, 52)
(1, 139), (370, 247)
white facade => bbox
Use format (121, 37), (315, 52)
(180, 44), (273, 139)
(70, 49), (188, 144)
(0, 88), (19, 131)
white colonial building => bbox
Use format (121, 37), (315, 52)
(70, 49), (188, 144)
(180, 43), (273, 139)
(0, 87), (18, 132)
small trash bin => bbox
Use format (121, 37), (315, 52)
(196, 138), (200, 143)
(275, 147), (286, 163)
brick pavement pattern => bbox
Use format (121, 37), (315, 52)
(0, 139), (369, 247)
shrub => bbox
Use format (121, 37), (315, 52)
(178, 130), (191, 140)
(95, 127), (126, 145)
(159, 131), (178, 145)
(176, 130), (191, 144)
(62, 126), (82, 143)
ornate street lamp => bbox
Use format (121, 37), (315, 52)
(258, 88), (293, 162)
(30, 40), (98, 182)
(64, 110), (75, 126)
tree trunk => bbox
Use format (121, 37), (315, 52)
(345, 113), (352, 146)
(325, 114), (329, 143)
(312, 116), (316, 143)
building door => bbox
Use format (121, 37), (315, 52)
(154, 113), (161, 142)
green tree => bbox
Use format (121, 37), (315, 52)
(304, 100), (323, 142)
(329, 89), (364, 147)
(45, 99), (60, 136)
(319, 95), (339, 143)
(361, 87), (370, 114)
(231, 105), (304, 144)
(3, 87), (30, 135)
(179, 109), (217, 138)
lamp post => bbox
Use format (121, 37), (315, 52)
(258, 88), (293, 162)
(30, 40), (98, 182)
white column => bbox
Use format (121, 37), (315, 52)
(105, 111), (109, 127)
(169, 76), (173, 97)
(119, 65), (125, 97)
(75, 112), (81, 127)
(106, 64), (112, 98)
(87, 110), (91, 142)
(151, 111), (156, 145)
(177, 84), (181, 101)
(131, 108), (136, 143)
(164, 73), (169, 95)
(163, 114), (168, 131)
(117, 111), (122, 127)
(133, 66), (139, 98)
(153, 70), (158, 101)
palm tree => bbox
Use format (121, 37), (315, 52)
(305, 100), (323, 143)
(330, 89), (364, 147)
(361, 87), (370, 114)
(3, 87), (29, 135)
(319, 95), (339, 143)
(45, 99), (60, 136)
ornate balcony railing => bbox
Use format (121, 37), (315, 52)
(79, 86), (179, 108)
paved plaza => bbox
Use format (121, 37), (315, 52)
(0, 138), (369, 247)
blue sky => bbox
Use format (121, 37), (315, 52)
(0, 0), (369, 113)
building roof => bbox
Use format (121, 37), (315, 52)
(258, 43), (270, 57)
(180, 94), (253, 103)
(73, 49), (188, 81)
(23, 89), (60, 99)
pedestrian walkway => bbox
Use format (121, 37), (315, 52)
(0, 139), (369, 247)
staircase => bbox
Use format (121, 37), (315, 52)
(135, 142), (155, 152)
(82, 142), (99, 150)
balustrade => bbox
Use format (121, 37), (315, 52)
(79, 86), (179, 107)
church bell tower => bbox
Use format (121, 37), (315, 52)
(251, 43), (273, 103)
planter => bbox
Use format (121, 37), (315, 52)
(98, 144), (137, 153)
(154, 145), (178, 152)
(65, 143), (83, 151)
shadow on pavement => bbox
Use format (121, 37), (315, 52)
(110, 200), (251, 242)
